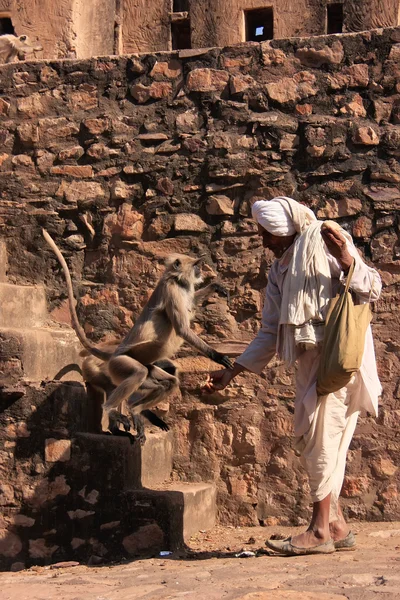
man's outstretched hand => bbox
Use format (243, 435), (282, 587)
(202, 369), (235, 393)
(201, 363), (247, 393)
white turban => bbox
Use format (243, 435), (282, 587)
(252, 197), (316, 236)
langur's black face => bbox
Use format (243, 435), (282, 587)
(165, 254), (204, 285)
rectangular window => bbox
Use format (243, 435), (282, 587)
(245, 7), (273, 42)
(173, 0), (189, 12)
(171, 19), (191, 50)
(0, 14), (15, 35)
(327, 3), (343, 34)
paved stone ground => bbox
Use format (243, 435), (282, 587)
(1, 521), (400, 600)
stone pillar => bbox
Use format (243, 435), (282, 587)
(344, 0), (400, 32)
(4, 0), (116, 59)
(122, 0), (171, 54)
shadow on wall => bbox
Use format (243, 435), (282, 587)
(0, 380), (187, 570)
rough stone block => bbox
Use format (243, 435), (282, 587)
(0, 283), (47, 328)
(68, 87), (98, 111)
(57, 146), (85, 161)
(353, 216), (374, 238)
(124, 482), (217, 549)
(130, 82), (172, 103)
(230, 74), (256, 94)
(0, 242), (8, 282)
(206, 195), (234, 216)
(103, 204), (144, 241)
(82, 117), (110, 135)
(174, 214), (208, 233)
(45, 439), (71, 462)
(0, 98), (10, 116)
(364, 186), (400, 210)
(51, 165), (94, 178)
(186, 68), (229, 93)
(352, 125), (380, 145)
(176, 109), (204, 133)
(265, 71), (317, 104)
(295, 40), (344, 67)
(150, 59), (182, 79)
(55, 180), (106, 207)
(17, 92), (61, 117)
(122, 523), (164, 555)
(317, 198), (362, 219)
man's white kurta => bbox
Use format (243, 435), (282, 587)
(236, 238), (382, 438)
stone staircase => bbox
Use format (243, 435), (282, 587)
(0, 281), (83, 383)
(72, 431), (217, 551)
(0, 243), (216, 567)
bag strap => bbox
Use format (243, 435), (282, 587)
(344, 259), (376, 304)
(343, 259), (356, 294)
(368, 271), (376, 302)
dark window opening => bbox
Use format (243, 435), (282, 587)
(0, 17), (15, 35)
(173, 0), (189, 12)
(245, 8), (273, 42)
(171, 19), (191, 50)
(327, 3), (343, 34)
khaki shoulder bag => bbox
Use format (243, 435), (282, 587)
(316, 260), (373, 397)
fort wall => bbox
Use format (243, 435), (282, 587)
(0, 27), (399, 567)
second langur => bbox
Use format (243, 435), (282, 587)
(43, 229), (233, 436)
(81, 339), (175, 443)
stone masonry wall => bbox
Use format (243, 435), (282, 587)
(0, 28), (400, 532)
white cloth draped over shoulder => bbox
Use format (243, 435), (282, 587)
(253, 197), (358, 365)
(236, 231), (382, 437)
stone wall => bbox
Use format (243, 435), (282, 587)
(0, 27), (400, 538)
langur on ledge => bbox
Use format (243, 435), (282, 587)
(43, 229), (232, 442)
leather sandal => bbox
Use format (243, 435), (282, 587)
(266, 536), (336, 555)
(334, 531), (356, 550)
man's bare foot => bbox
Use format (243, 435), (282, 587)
(329, 518), (350, 542)
(290, 529), (331, 549)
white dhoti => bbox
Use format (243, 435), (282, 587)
(295, 348), (362, 520)
(236, 222), (382, 521)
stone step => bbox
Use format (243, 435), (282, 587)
(73, 430), (173, 490)
(0, 326), (82, 383)
(139, 430), (173, 488)
(0, 240), (8, 282)
(0, 282), (48, 328)
(124, 482), (217, 549)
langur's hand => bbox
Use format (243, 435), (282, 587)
(210, 282), (230, 301)
(201, 369), (235, 393)
(210, 350), (234, 369)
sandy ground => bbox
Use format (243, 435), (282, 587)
(1, 521), (400, 600)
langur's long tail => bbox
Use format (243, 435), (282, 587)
(42, 228), (112, 362)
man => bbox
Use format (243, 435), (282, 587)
(203, 197), (381, 556)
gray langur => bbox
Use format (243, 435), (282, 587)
(42, 229), (232, 437)
(80, 339), (174, 443)
(0, 34), (42, 63)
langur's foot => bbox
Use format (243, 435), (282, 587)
(134, 430), (146, 446)
(106, 428), (136, 445)
(108, 411), (131, 434)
